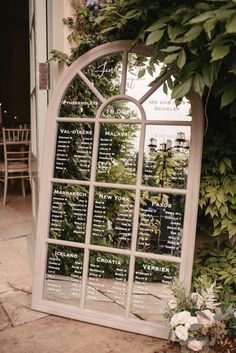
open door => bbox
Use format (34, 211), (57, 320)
(28, 0), (48, 256)
(32, 41), (204, 338)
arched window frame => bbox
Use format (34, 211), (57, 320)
(32, 40), (204, 338)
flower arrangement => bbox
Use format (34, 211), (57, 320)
(165, 276), (235, 353)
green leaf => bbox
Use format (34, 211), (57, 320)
(224, 158), (232, 169)
(202, 62), (221, 87)
(171, 78), (192, 100)
(145, 20), (167, 32)
(163, 82), (168, 95)
(230, 100), (236, 118)
(204, 18), (217, 38)
(146, 29), (165, 45)
(161, 46), (181, 53)
(177, 50), (186, 69)
(163, 53), (179, 65)
(229, 62), (236, 75)
(175, 26), (202, 43)
(202, 65), (214, 87)
(101, 26), (117, 34)
(219, 161), (226, 174)
(229, 227), (236, 238)
(194, 74), (205, 97)
(138, 68), (146, 79)
(188, 11), (214, 24)
(211, 45), (230, 61)
(226, 14), (236, 33)
(213, 227), (221, 236)
(167, 25), (175, 40)
(221, 86), (236, 108)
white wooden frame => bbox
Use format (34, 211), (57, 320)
(32, 40), (204, 338)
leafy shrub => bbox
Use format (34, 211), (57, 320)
(193, 241), (236, 310)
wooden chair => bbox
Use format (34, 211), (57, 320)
(0, 128), (31, 205)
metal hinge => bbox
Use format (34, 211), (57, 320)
(39, 62), (50, 90)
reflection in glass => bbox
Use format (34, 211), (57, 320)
(59, 76), (100, 117)
(85, 251), (129, 316)
(125, 53), (159, 100)
(82, 54), (123, 98)
(54, 123), (94, 180)
(91, 187), (135, 249)
(143, 86), (191, 121)
(131, 258), (179, 322)
(49, 183), (89, 243)
(101, 100), (141, 120)
(143, 125), (190, 188)
(96, 123), (140, 184)
(137, 192), (185, 256)
(44, 244), (84, 305)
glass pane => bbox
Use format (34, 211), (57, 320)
(59, 75), (100, 117)
(44, 244), (84, 306)
(143, 88), (191, 121)
(85, 251), (129, 316)
(125, 53), (159, 100)
(143, 125), (190, 188)
(49, 183), (89, 243)
(91, 187), (135, 249)
(82, 54), (123, 98)
(100, 99), (141, 120)
(131, 258), (179, 322)
(137, 192), (185, 256)
(54, 122), (94, 180)
(96, 123), (140, 184)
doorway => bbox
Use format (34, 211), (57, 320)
(0, 0), (30, 128)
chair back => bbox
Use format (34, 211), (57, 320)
(4, 128), (31, 143)
(2, 128), (31, 169)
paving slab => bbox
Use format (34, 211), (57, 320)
(0, 305), (10, 331)
(0, 315), (167, 353)
(0, 290), (48, 327)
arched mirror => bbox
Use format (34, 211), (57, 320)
(32, 41), (204, 338)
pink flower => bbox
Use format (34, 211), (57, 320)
(197, 309), (215, 328)
(187, 339), (204, 352)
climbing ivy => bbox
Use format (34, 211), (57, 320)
(97, 0), (236, 115)
(50, 0), (236, 240)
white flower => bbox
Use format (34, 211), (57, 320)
(170, 313), (180, 328)
(168, 299), (177, 310)
(170, 311), (191, 328)
(177, 311), (191, 325)
(175, 325), (188, 341)
(197, 309), (215, 328)
(185, 316), (198, 329)
(187, 339), (205, 352)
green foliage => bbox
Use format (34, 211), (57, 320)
(97, 0), (236, 111)
(199, 125), (236, 239)
(51, 1), (236, 240)
(50, 5), (116, 64)
(193, 241), (236, 310)
(193, 274), (220, 310)
(84, 1), (236, 239)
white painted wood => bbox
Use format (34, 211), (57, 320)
(32, 40), (204, 338)
(28, 0), (48, 259)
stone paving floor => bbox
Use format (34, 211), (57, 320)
(0, 192), (217, 353)
(0, 192), (174, 353)
(0, 192), (219, 353)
